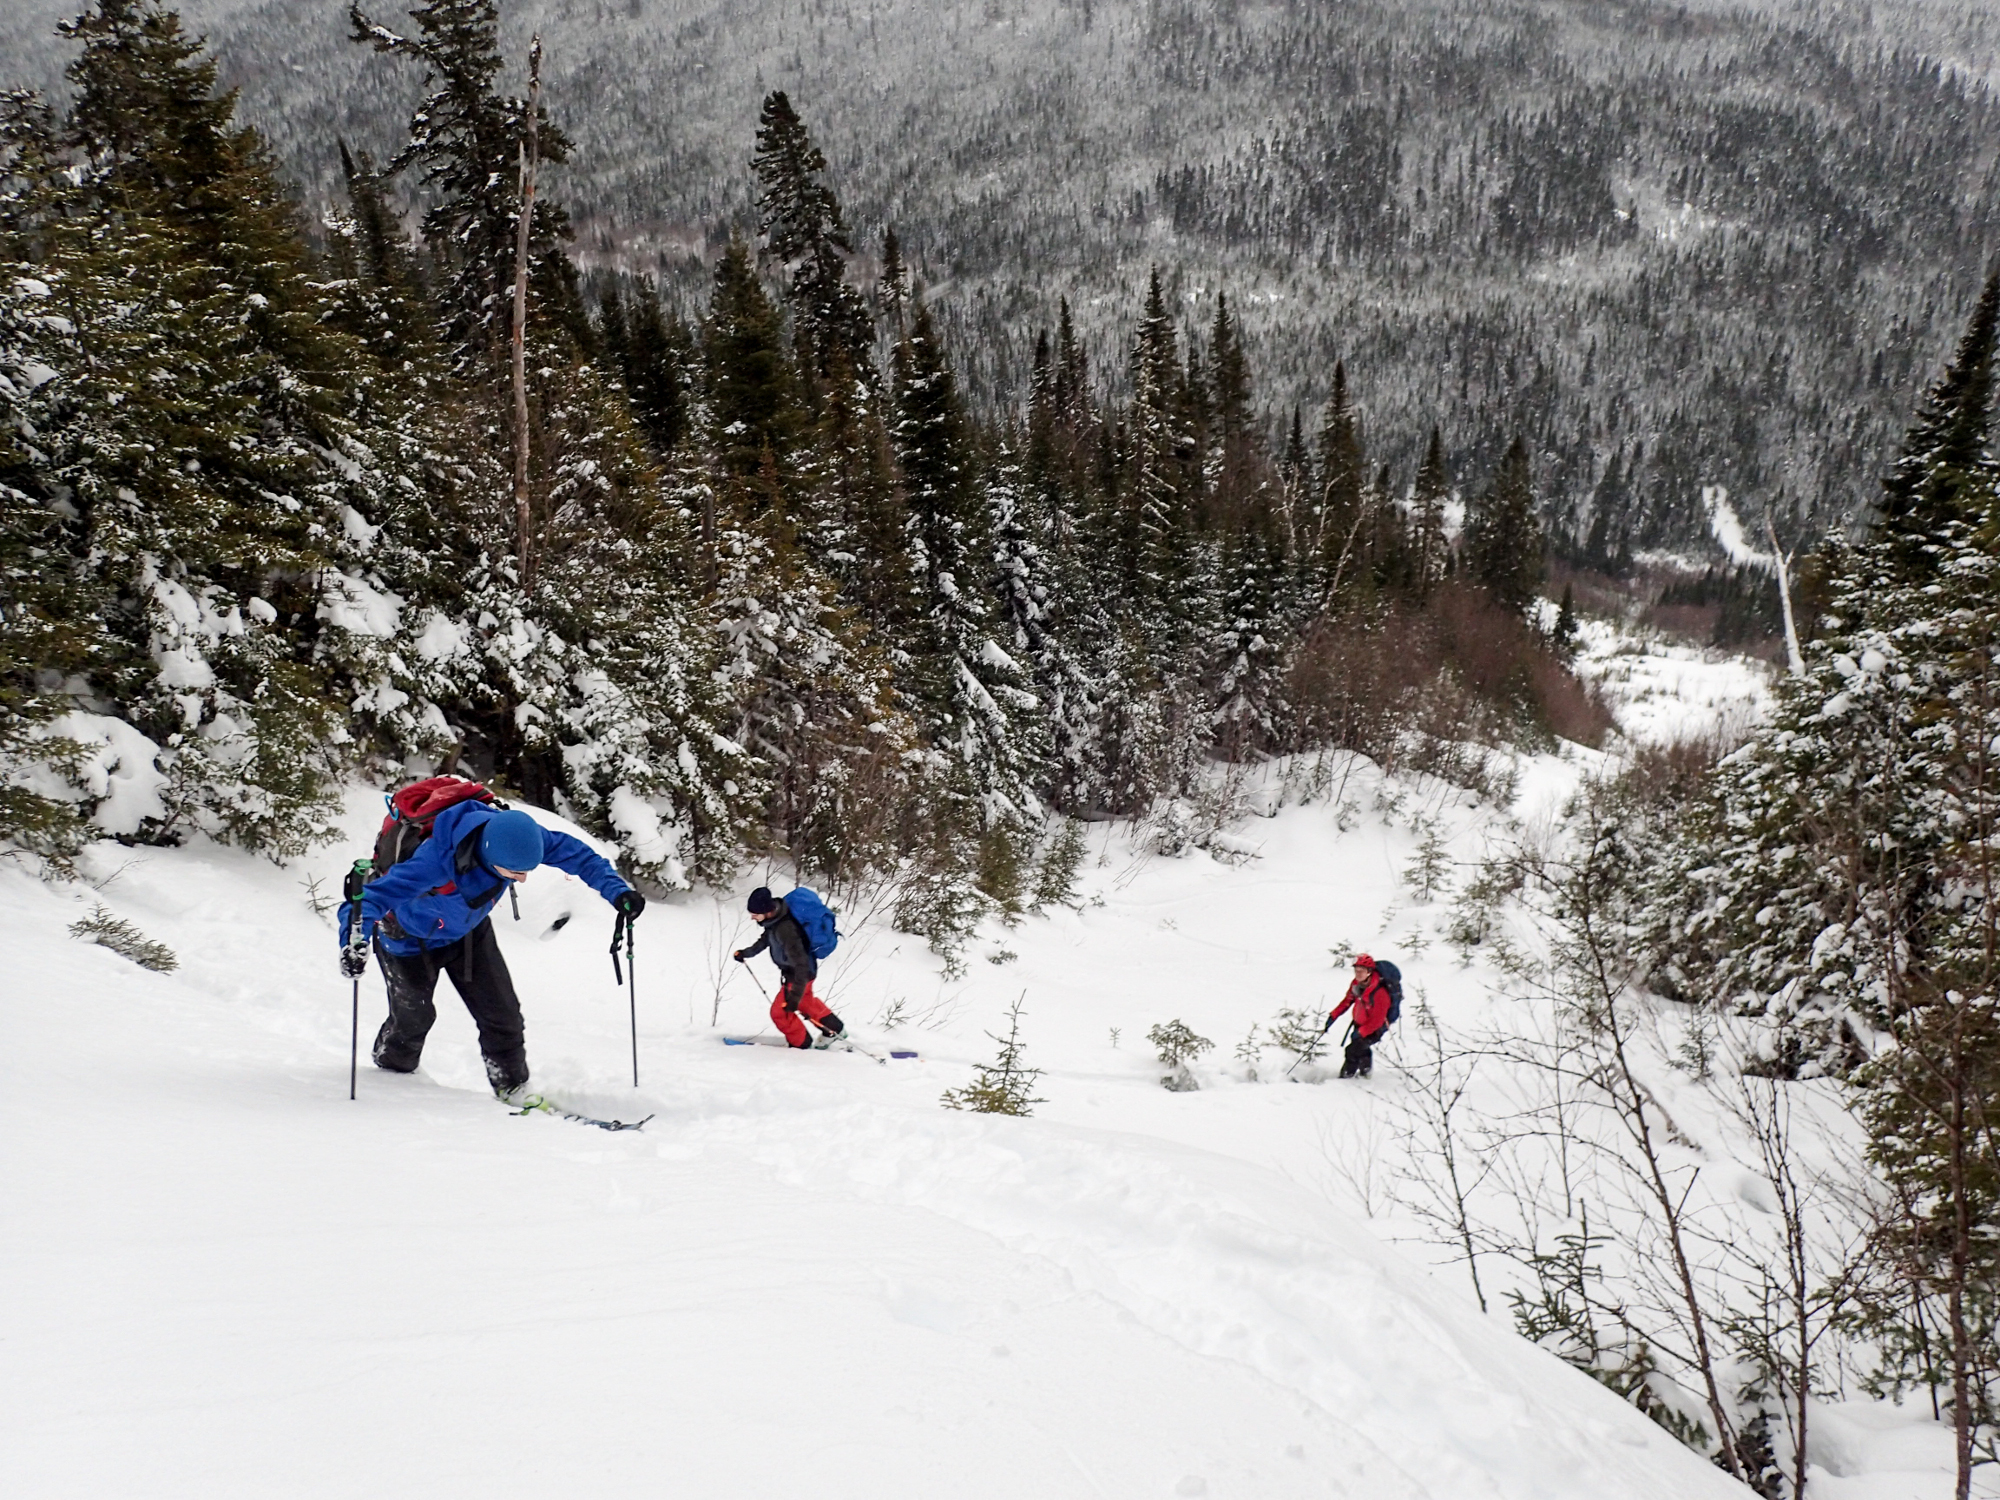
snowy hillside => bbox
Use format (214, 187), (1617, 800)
(5, 634), (1963, 1500)
(1, 798), (1716, 1499)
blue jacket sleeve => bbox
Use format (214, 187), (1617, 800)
(335, 838), (453, 949)
(539, 827), (631, 904)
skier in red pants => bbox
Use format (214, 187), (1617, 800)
(733, 887), (846, 1048)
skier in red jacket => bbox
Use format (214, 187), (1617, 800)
(1329, 954), (1395, 1079)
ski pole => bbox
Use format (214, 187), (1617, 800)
(342, 859), (371, 1101)
(610, 913), (638, 1087)
(1285, 1016), (1335, 1077)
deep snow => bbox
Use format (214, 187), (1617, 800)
(0, 632), (1972, 1498)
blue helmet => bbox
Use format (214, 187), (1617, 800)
(480, 809), (545, 874)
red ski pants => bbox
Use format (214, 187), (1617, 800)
(772, 979), (833, 1048)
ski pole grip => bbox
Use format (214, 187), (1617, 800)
(343, 859), (371, 946)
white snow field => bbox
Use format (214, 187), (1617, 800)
(0, 637), (1963, 1500)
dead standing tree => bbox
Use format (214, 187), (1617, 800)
(510, 32), (544, 591)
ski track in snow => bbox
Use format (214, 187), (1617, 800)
(0, 637), (1959, 1499)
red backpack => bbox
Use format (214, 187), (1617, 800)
(370, 776), (503, 875)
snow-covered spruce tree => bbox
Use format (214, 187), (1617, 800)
(345, 3), (740, 883)
(1202, 298), (1294, 761)
(1019, 317), (1110, 813)
(890, 299), (1040, 830)
(1081, 269), (1214, 808)
(751, 90), (873, 400)
(707, 493), (919, 889)
(325, 142), (430, 372)
(1203, 292), (1259, 534)
(802, 346), (917, 641)
(0, 101), (99, 859)
(1409, 426), (1451, 598)
(0, 4), (460, 855)
(986, 434), (1081, 807)
(603, 276), (693, 460)
(703, 237), (805, 499)
(510, 359), (744, 887)
(1127, 266), (1209, 659)
(1462, 435), (1544, 619)
(1210, 488), (1294, 761)
(314, 146), (498, 781)
(689, 243), (925, 887)
(1310, 360), (1367, 602)
(875, 224), (907, 329)
(348, 0), (581, 371)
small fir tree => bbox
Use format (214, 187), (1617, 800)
(1148, 1017), (1214, 1091)
(941, 997), (1045, 1116)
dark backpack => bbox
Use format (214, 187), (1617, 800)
(785, 887), (839, 960)
(1374, 959), (1404, 1026)
(370, 776), (501, 876)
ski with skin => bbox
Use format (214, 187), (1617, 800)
(721, 1034), (911, 1061)
(498, 1091), (653, 1132)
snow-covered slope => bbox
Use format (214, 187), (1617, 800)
(3, 785), (1757, 1500)
(12, 632), (1964, 1498)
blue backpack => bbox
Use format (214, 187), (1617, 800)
(1374, 959), (1404, 1026)
(786, 887), (839, 960)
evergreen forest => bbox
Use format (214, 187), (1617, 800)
(10, 0), (1998, 556)
(0, 0), (1582, 922)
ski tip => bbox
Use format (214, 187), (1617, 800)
(889, 1050), (919, 1060)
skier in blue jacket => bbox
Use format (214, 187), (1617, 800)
(337, 803), (644, 1094)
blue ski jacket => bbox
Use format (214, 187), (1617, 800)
(337, 800), (630, 957)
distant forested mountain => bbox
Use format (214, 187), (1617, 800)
(5, 0), (1999, 552)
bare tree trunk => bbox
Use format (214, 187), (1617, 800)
(511, 34), (544, 593)
(1763, 513), (1805, 677)
(1321, 490), (1375, 612)
(1949, 1066), (1975, 1500)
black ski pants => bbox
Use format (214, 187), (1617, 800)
(372, 918), (528, 1092)
(1339, 1025), (1388, 1079)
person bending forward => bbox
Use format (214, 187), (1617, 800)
(339, 804), (642, 1094)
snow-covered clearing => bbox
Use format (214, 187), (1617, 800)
(1574, 616), (1774, 747)
(0, 633), (1963, 1499)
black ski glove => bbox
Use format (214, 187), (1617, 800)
(613, 888), (646, 919)
(340, 947), (368, 980)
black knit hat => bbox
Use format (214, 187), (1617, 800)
(747, 886), (777, 914)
